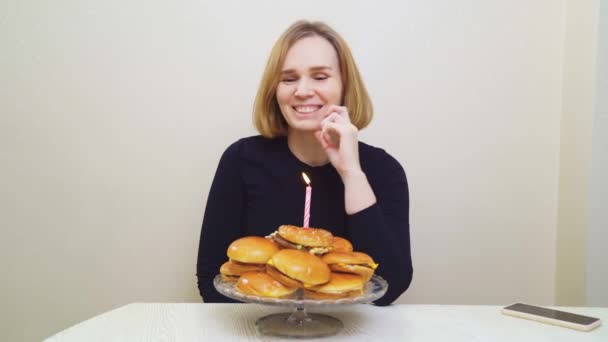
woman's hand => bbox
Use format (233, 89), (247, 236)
(315, 105), (376, 214)
(315, 105), (362, 178)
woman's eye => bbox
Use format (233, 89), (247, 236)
(313, 74), (328, 81)
(281, 78), (297, 83)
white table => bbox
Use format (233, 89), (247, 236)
(45, 303), (606, 341)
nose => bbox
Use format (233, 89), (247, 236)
(294, 79), (314, 97)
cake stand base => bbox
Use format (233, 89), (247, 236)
(255, 307), (344, 338)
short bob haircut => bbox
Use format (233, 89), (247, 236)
(253, 20), (373, 138)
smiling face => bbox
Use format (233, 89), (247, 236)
(276, 35), (343, 133)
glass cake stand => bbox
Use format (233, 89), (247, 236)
(213, 274), (388, 338)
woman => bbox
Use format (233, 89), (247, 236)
(196, 20), (412, 306)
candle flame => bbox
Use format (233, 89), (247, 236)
(302, 172), (311, 185)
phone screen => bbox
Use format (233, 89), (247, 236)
(505, 303), (599, 325)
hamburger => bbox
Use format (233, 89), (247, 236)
(330, 236), (353, 252)
(267, 225), (333, 255)
(321, 251), (378, 281)
(304, 272), (366, 299)
(236, 271), (297, 298)
(266, 249), (331, 288)
(220, 236), (279, 281)
(220, 260), (266, 281)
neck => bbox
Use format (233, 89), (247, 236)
(287, 129), (329, 167)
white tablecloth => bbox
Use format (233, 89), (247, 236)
(45, 303), (606, 341)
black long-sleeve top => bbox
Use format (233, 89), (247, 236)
(196, 135), (413, 306)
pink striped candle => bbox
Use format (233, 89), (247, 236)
(302, 172), (311, 228)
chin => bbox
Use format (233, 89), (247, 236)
(288, 119), (321, 132)
(293, 124), (320, 133)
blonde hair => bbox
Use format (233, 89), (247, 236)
(253, 20), (373, 138)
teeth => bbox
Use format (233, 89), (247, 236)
(295, 106), (321, 113)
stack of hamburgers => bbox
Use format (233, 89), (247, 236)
(219, 225), (378, 299)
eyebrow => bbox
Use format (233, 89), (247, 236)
(280, 66), (333, 74)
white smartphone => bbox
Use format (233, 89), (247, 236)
(502, 302), (602, 332)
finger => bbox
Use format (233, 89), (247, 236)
(317, 129), (335, 148)
(315, 131), (329, 149)
(321, 112), (348, 127)
(325, 105), (350, 122)
(321, 117), (357, 140)
(324, 105), (347, 117)
(321, 122), (344, 146)
(322, 121), (359, 149)
(321, 121), (344, 136)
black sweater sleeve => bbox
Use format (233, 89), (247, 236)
(196, 142), (244, 303)
(347, 152), (413, 306)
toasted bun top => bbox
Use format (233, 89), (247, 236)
(278, 225), (333, 247)
(236, 271), (296, 298)
(331, 237), (353, 252)
(268, 249), (331, 286)
(227, 236), (279, 264)
(308, 272), (365, 294)
(322, 251), (376, 267)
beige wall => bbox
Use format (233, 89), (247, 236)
(0, 1), (601, 341)
(587, 0), (608, 307)
(555, 0), (599, 306)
